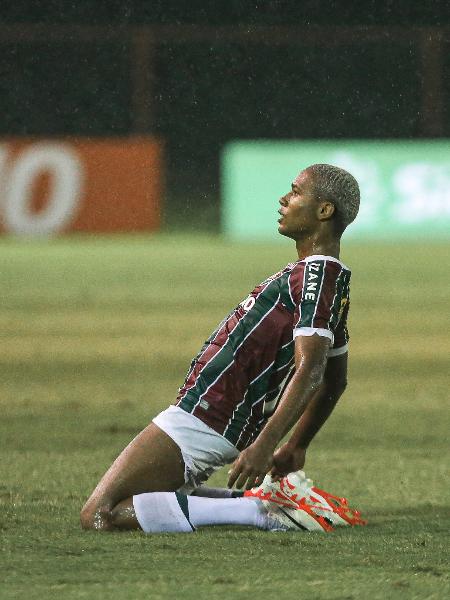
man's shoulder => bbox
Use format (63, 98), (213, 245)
(261, 262), (299, 285)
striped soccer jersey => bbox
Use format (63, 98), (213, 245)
(176, 255), (351, 451)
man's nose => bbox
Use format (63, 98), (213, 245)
(279, 194), (288, 205)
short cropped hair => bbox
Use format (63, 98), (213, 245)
(307, 164), (360, 232)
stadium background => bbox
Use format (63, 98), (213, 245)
(1, 1), (449, 231)
(1, 3), (449, 599)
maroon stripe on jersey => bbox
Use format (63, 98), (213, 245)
(333, 299), (350, 348)
(222, 358), (276, 438)
(207, 297), (280, 401)
(235, 394), (265, 449)
(182, 280), (277, 408)
(192, 300), (293, 434)
(312, 262), (343, 328)
(226, 302), (292, 396)
(236, 358), (295, 449)
(241, 412), (267, 449)
(180, 277), (280, 404)
(262, 360), (294, 402)
(177, 314), (241, 403)
(288, 262), (306, 323)
(289, 263), (306, 325)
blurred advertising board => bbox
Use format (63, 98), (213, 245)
(0, 138), (162, 236)
(222, 140), (450, 240)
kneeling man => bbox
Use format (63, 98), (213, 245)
(81, 164), (364, 533)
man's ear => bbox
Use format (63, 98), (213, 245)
(317, 201), (335, 221)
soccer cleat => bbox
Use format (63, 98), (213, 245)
(257, 499), (331, 533)
(244, 471), (311, 509)
(308, 485), (367, 527)
(244, 471), (314, 511)
(245, 470), (367, 528)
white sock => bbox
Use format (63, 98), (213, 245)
(133, 492), (195, 533)
(187, 496), (266, 529)
(133, 492), (267, 533)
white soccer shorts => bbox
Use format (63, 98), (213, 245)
(152, 405), (239, 494)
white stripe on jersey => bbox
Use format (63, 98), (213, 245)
(179, 279), (274, 404)
(273, 355), (295, 374)
(259, 354), (295, 408)
(190, 292), (281, 414)
(235, 389), (269, 447)
(287, 271), (295, 307)
(223, 359), (275, 437)
(280, 338), (295, 350)
(303, 254), (349, 270)
(327, 267), (343, 329)
(177, 314), (239, 402)
(311, 260), (327, 326)
(293, 264), (307, 329)
(262, 365), (294, 416)
(240, 360), (295, 446)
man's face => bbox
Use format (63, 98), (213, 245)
(277, 170), (320, 239)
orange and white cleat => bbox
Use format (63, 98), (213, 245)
(245, 472), (333, 532)
(261, 498), (333, 532)
(245, 470), (367, 529)
(308, 485), (367, 527)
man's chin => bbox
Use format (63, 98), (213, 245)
(278, 225), (293, 239)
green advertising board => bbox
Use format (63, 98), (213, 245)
(222, 140), (450, 240)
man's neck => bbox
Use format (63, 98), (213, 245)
(295, 238), (341, 261)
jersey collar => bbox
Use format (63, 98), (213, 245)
(301, 254), (350, 270)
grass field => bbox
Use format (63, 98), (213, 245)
(1, 234), (449, 600)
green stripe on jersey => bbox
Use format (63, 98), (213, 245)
(296, 260), (326, 328)
(224, 340), (295, 444)
(279, 271), (296, 312)
(328, 268), (348, 329)
(180, 349), (232, 412)
(182, 280), (281, 411)
(223, 371), (273, 444)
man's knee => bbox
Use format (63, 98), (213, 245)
(80, 501), (113, 531)
(109, 498), (140, 530)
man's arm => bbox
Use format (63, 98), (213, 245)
(270, 352), (348, 479)
(227, 334), (330, 489)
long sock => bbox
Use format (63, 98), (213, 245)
(187, 496), (266, 529)
(133, 492), (267, 533)
(133, 492), (195, 533)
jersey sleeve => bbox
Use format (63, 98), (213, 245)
(328, 297), (350, 356)
(291, 259), (351, 349)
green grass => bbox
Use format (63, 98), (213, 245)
(1, 234), (449, 600)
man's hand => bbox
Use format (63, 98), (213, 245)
(270, 443), (306, 481)
(227, 442), (274, 490)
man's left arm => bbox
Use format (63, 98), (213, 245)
(227, 334), (330, 489)
(270, 352), (348, 479)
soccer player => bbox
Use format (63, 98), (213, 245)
(81, 163), (361, 533)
